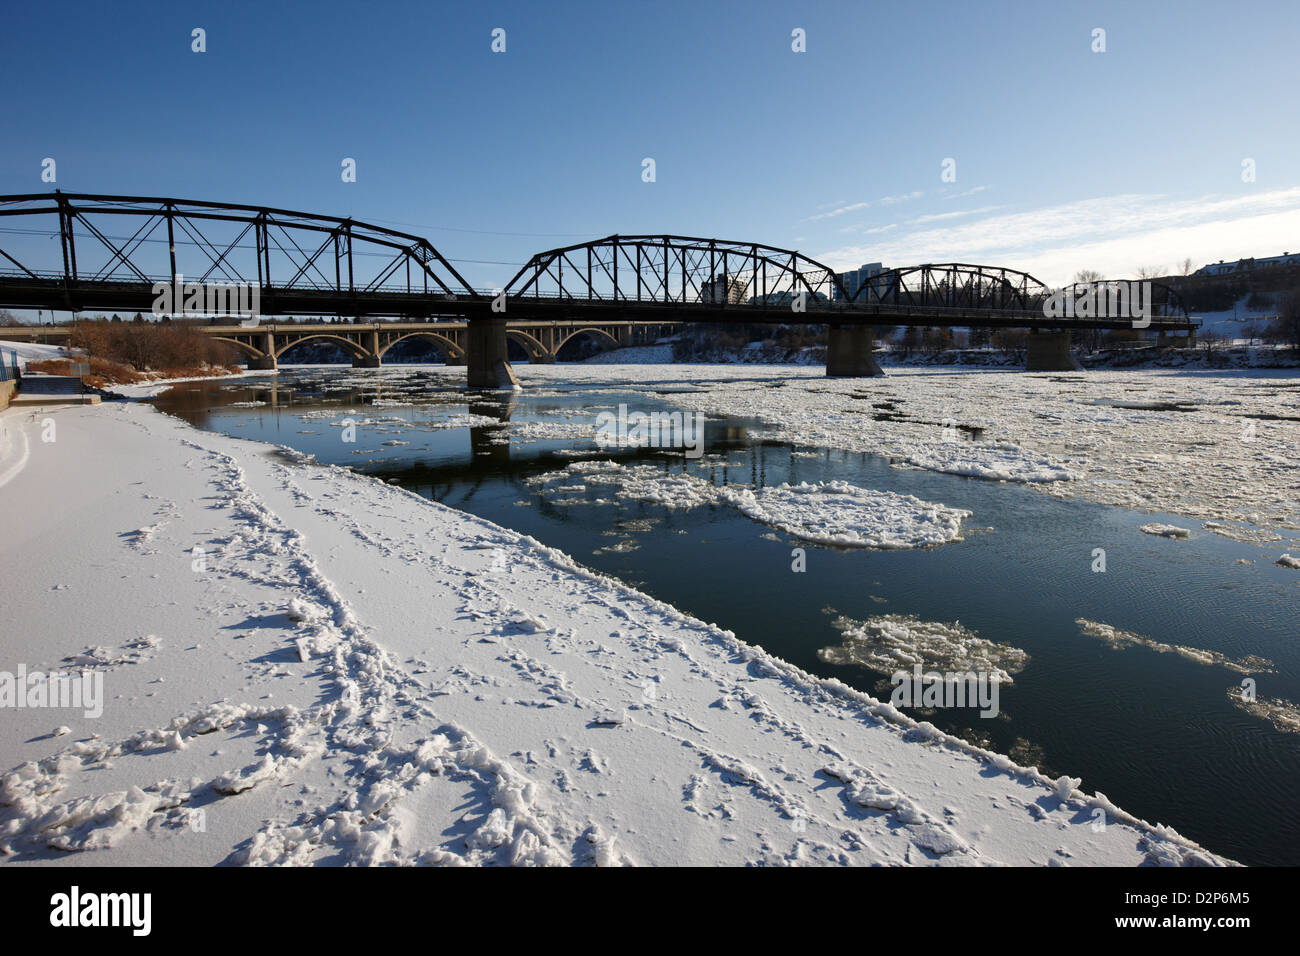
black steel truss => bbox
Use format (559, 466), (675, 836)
(503, 235), (843, 307)
(0, 195), (1192, 329)
(0, 191), (477, 298)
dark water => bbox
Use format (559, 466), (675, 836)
(154, 367), (1300, 866)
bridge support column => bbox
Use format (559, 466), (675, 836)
(248, 330), (277, 370)
(826, 324), (884, 377)
(467, 317), (519, 389)
(1025, 330), (1082, 371)
(352, 330), (381, 367)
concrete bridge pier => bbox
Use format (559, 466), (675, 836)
(1025, 330), (1082, 371)
(249, 330), (277, 370)
(467, 316), (519, 389)
(353, 329), (381, 367)
(826, 324), (884, 377)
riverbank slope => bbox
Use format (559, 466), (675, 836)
(0, 401), (1230, 865)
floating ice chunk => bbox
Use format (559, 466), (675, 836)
(1077, 618), (1272, 674)
(906, 442), (1080, 483)
(1139, 523), (1191, 538)
(820, 614), (1028, 684)
(1276, 553), (1300, 569)
(719, 481), (971, 549)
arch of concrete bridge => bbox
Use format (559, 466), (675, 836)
(505, 329), (550, 360)
(377, 330), (465, 361)
(555, 327), (621, 354)
(209, 336), (267, 360)
(273, 333), (369, 361)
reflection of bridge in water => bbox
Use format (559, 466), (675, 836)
(154, 376), (757, 507)
(0, 192), (1198, 382)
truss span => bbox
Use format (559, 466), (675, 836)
(503, 235), (843, 308)
(0, 192), (477, 310)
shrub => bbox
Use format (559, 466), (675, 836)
(68, 319), (239, 371)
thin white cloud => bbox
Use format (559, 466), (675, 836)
(803, 201), (871, 222)
(815, 188), (1300, 285)
(906, 205), (1000, 226)
(942, 185), (991, 200)
(878, 190), (924, 205)
(802, 190), (924, 222)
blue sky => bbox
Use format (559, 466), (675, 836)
(2, 0), (1298, 287)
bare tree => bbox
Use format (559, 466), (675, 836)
(1136, 265), (1166, 280)
(1274, 288), (1300, 349)
(1199, 328), (1227, 356)
(1072, 271), (1105, 352)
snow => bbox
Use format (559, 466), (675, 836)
(905, 442), (1080, 483)
(530, 463), (971, 549)
(0, 399), (1232, 866)
(0, 338), (76, 369)
(721, 481), (970, 549)
(581, 345), (675, 365)
(510, 363), (1300, 536)
(1139, 523), (1192, 538)
(820, 615), (1029, 684)
(1076, 619), (1273, 675)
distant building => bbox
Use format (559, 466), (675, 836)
(834, 262), (888, 301)
(1195, 251), (1300, 276)
(701, 273), (749, 305)
(747, 290), (831, 307)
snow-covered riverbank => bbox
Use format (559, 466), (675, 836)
(0, 398), (1231, 866)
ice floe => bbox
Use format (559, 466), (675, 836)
(819, 614), (1029, 685)
(1076, 619), (1273, 674)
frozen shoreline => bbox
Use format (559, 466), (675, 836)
(0, 395), (1235, 866)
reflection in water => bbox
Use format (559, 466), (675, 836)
(468, 395), (513, 464)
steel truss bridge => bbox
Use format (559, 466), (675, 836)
(0, 193), (1198, 378)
